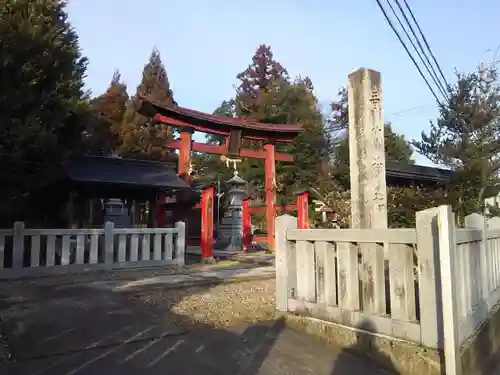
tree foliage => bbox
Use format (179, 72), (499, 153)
(235, 44), (289, 118)
(119, 48), (176, 160)
(86, 70), (128, 155)
(2, 0), (475, 231)
(0, 0), (88, 205)
(203, 45), (333, 205)
(413, 65), (500, 217)
(315, 184), (449, 229)
(333, 123), (415, 188)
(387, 185), (449, 227)
(327, 86), (348, 137)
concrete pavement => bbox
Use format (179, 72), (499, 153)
(0, 268), (398, 375)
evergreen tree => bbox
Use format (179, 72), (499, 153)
(327, 87), (348, 136)
(413, 64), (500, 217)
(119, 48), (176, 160)
(235, 44), (289, 118)
(205, 99), (235, 145)
(92, 70), (129, 126)
(270, 77), (333, 200)
(0, 0), (88, 205)
(333, 123), (415, 188)
(87, 70), (128, 155)
(213, 99), (236, 118)
(202, 45), (333, 206)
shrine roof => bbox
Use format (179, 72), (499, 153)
(385, 161), (452, 183)
(138, 97), (303, 137)
(67, 155), (190, 190)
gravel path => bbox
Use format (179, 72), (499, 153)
(0, 268), (277, 363)
(126, 279), (277, 328)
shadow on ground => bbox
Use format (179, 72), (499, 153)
(331, 319), (400, 375)
(0, 272), (398, 375)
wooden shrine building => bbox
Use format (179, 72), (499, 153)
(3, 155), (194, 229)
(385, 161), (452, 188)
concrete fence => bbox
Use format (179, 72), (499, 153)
(276, 205), (500, 375)
(0, 221), (186, 278)
(438, 206), (500, 375)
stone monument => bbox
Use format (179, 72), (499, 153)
(348, 68), (388, 314)
(348, 68), (388, 229)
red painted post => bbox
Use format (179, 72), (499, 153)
(242, 198), (252, 251)
(297, 191), (309, 229)
(201, 185), (215, 260)
(157, 127), (193, 228)
(178, 127), (193, 176)
(264, 143), (276, 250)
(156, 196), (165, 228)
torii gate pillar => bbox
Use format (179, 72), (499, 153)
(138, 97), (303, 257)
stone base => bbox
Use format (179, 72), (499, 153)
(200, 256), (217, 265)
(187, 246), (243, 257)
(221, 246), (243, 253)
(283, 314), (443, 375)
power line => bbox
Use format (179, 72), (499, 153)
(388, 104), (433, 117)
(383, 0), (448, 101)
(492, 41), (500, 65)
(322, 104), (434, 134)
(392, 0), (449, 98)
(375, 0), (443, 105)
(401, 0), (450, 89)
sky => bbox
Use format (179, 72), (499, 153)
(67, 0), (500, 166)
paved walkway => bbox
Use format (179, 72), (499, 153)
(0, 269), (398, 375)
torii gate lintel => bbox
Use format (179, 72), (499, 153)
(138, 97), (303, 256)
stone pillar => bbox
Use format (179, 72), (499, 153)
(348, 68), (387, 229)
(348, 68), (387, 315)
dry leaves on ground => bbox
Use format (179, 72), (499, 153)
(127, 279), (277, 328)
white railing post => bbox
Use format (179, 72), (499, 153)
(486, 217), (500, 300)
(12, 221), (25, 269)
(275, 215), (297, 312)
(415, 207), (442, 349)
(437, 205), (461, 375)
(104, 221), (115, 267)
(465, 214), (489, 308)
(175, 221), (186, 266)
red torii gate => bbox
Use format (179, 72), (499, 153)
(138, 97), (305, 257)
(241, 189), (309, 250)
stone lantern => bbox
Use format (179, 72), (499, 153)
(218, 171), (248, 253)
